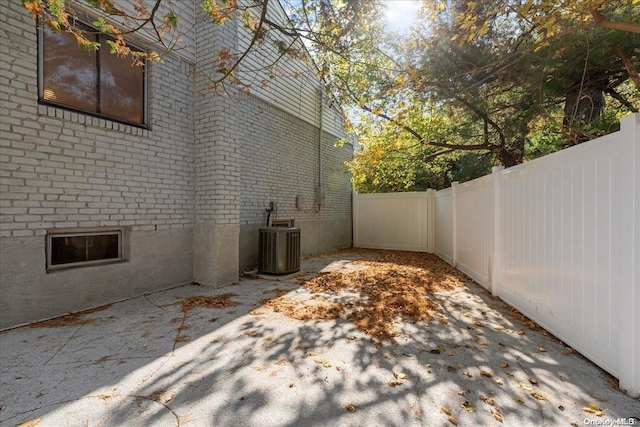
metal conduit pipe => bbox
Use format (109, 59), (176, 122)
(317, 83), (324, 212)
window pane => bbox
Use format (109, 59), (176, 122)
(99, 41), (145, 124)
(42, 27), (98, 112)
(51, 236), (87, 265)
(87, 234), (120, 261)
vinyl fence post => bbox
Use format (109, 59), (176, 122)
(427, 189), (435, 253)
(491, 166), (504, 296)
(619, 113), (640, 397)
(352, 191), (359, 248)
(452, 181), (459, 267)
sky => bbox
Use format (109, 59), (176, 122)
(382, 0), (421, 34)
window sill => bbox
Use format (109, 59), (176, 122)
(38, 104), (150, 137)
(46, 258), (126, 273)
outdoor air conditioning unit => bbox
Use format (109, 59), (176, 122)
(258, 227), (300, 275)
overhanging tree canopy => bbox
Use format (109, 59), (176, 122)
(23, 0), (640, 189)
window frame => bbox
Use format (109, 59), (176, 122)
(37, 20), (149, 128)
(46, 229), (124, 272)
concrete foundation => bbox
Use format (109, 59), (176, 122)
(0, 228), (193, 329)
(193, 224), (239, 286)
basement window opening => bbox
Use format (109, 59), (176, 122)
(47, 230), (123, 271)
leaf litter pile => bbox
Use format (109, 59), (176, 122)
(263, 250), (469, 339)
(177, 293), (240, 312)
(29, 304), (112, 328)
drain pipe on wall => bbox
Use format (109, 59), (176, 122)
(316, 83), (324, 212)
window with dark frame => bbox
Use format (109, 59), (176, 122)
(39, 22), (147, 126)
(47, 231), (122, 270)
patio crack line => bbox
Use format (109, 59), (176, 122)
(137, 357), (172, 390)
(144, 294), (166, 310)
(2, 393), (129, 424)
(43, 313), (99, 366)
(516, 356), (546, 426)
(43, 355), (172, 366)
(128, 394), (181, 426)
(171, 310), (188, 356)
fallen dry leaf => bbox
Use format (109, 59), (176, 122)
(515, 396), (525, 404)
(531, 391), (548, 401)
(393, 371), (409, 380)
(441, 406), (452, 415)
(447, 415), (459, 426)
(315, 359), (332, 368)
(480, 395), (496, 406)
(29, 305), (111, 328)
(538, 346), (546, 352)
(461, 401), (475, 412)
(517, 381), (533, 392)
(388, 380), (403, 387)
(272, 250), (467, 339)
(499, 362), (509, 368)
(604, 374), (619, 390)
(178, 294), (239, 312)
(345, 403), (357, 413)
(15, 419), (42, 427)
(496, 377), (504, 385)
(480, 370), (493, 378)
(491, 407), (503, 423)
(582, 403), (606, 417)
(174, 335), (189, 343)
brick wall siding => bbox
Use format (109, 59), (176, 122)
(0, 1), (196, 238)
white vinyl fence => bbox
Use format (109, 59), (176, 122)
(353, 113), (640, 397)
(353, 191), (435, 252)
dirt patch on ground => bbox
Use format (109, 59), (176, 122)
(29, 304), (112, 328)
(263, 249), (470, 339)
(178, 294), (240, 313)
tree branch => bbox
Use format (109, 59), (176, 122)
(604, 88), (639, 113)
(590, 9), (640, 35)
(616, 47), (640, 93)
(213, 0), (270, 84)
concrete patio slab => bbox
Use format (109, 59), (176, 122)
(1, 250), (639, 427)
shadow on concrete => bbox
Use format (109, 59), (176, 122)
(1, 250), (638, 426)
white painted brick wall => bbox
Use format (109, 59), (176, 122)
(194, 11), (243, 227)
(2, 0), (351, 240)
(237, 93), (352, 227)
(0, 1), (195, 237)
